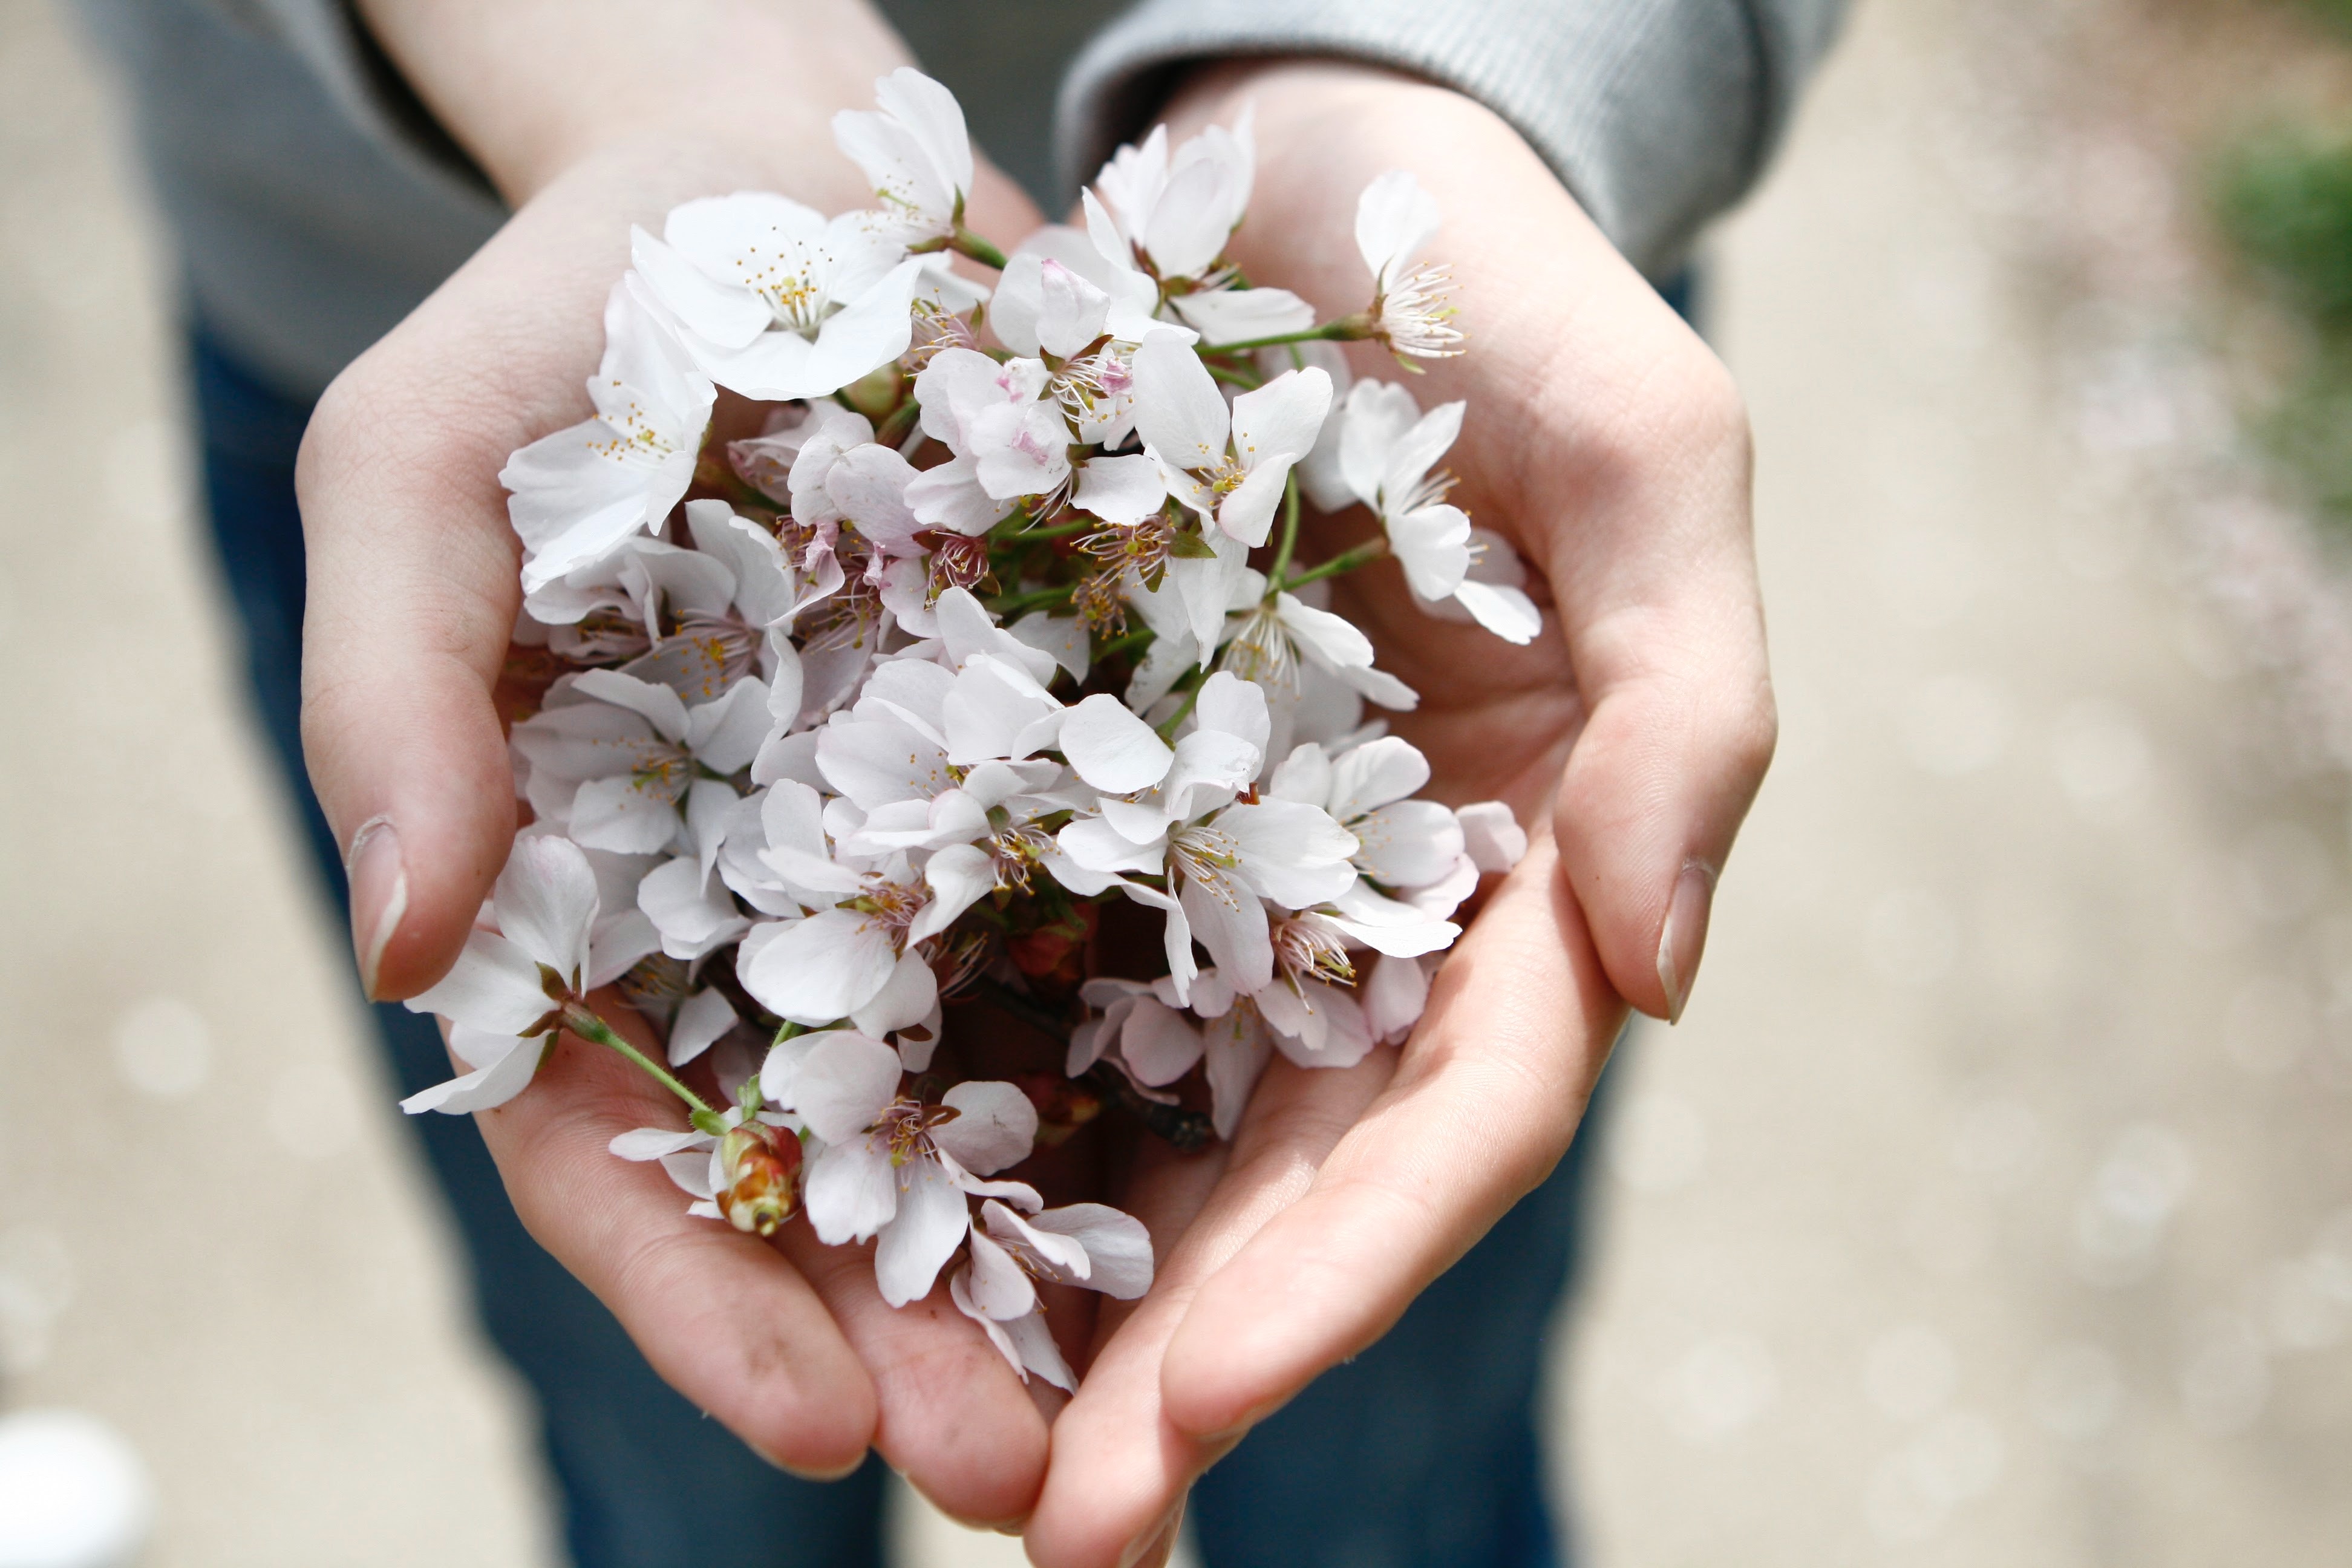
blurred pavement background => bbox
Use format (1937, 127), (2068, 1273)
(5, 0), (2352, 1563)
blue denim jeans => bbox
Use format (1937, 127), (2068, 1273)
(190, 327), (1616, 1568)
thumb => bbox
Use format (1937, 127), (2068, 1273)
(1549, 539), (1776, 1024)
(295, 342), (527, 1002)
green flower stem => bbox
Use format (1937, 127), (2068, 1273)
(874, 399), (921, 449)
(1281, 535), (1391, 593)
(1000, 515), (1097, 543)
(1094, 625), (1157, 662)
(1203, 361), (1264, 390)
(1267, 471), (1303, 588)
(987, 581), (1078, 616)
(1154, 673), (1206, 739)
(561, 1001), (714, 1119)
(1197, 313), (1377, 356)
(950, 226), (1008, 271)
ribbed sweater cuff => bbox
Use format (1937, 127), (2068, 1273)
(1059, 0), (1844, 276)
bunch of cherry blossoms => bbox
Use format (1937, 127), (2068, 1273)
(399, 68), (1535, 1390)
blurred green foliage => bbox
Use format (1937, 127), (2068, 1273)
(2214, 125), (2352, 518)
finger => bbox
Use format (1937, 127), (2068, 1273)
(1536, 329), (1775, 1021)
(296, 183), (634, 1002)
(774, 1223), (1052, 1529)
(1022, 1055), (1390, 1568)
(1154, 833), (1621, 1444)
(469, 1003), (878, 1475)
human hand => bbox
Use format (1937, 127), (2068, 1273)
(1022, 62), (1775, 1566)
(296, 0), (1065, 1522)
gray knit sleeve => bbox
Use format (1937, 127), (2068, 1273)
(1057, 0), (1849, 276)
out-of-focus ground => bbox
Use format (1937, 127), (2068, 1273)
(1563, 0), (2352, 1563)
(6, 0), (2352, 1564)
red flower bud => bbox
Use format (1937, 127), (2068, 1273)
(717, 1123), (803, 1237)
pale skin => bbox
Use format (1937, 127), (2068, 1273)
(300, 3), (1772, 1561)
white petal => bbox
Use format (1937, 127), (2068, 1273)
(1010, 612), (1091, 682)
(1214, 459), (1292, 548)
(1354, 169), (1441, 289)
(875, 1153), (972, 1306)
(1229, 367), (1333, 472)
(1273, 592), (1376, 670)
(1057, 815), (1168, 875)
(493, 834), (601, 984)
(740, 907), (902, 1025)
(1217, 799), (1359, 907)
(399, 1033), (546, 1116)
(608, 1125), (709, 1161)
(1388, 504), (1473, 601)
(1119, 997), (1204, 1086)
(1203, 1008), (1272, 1142)
(1452, 580), (1543, 645)
(1456, 801), (1529, 872)
(1005, 1307), (1077, 1391)
(1025, 1203), (1154, 1299)
(1268, 742), (1333, 805)
(1337, 381), (1425, 509)
(1171, 286), (1315, 345)
(826, 442), (925, 555)
(791, 1030), (904, 1142)
(1034, 258), (1112, 359)
(1328, 735), (1431, 820)
(405, 930), (557, 1036)
(851, 950), (939, 1037)
(932, 1080), (1038, 1175)
(1180, 877), (1271, 995)
(1060, 693), (1175, 794)
(1131, 334), (1229, 472)
(805, 1135), (898, 1244)
(965, 1228), (1039, 1319)
(667, 986), (739, 1067)
(684, 677), (773, 774)
(571, 667), (692, 743)
(1073, 453), (1168, 525)
(909, 843), (996, 941)
(1362, 952), (1432, 1043)
(982, 1198), (1093, 1281)
(1351, 799), (1466, 889)
(1191, 669), (1271, 759)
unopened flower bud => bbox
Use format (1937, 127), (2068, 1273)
(717, 1123), (803, 1237)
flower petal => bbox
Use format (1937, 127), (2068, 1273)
(405, 930), (557, 1036)
(1131, 333), (1229, 472)
(1060, 693), (1175, 794)
(667, 985), (739, 1067)
(791, 1030), (903, 1143)
(933, 1080), (1039, 1175)
(399, 1031), (546, 1116)
(874, 1154), (969, 1306)
(805, 1135), (898, 1244)
(739, 907), (901, 1025)
(492, 835), (601, 984)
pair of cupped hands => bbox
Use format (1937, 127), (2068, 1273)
(301, 4), (1772, 1561)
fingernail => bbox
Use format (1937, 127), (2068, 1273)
(1655, 861), (1717, 1024)
(347, 816), (407, 1001)
(1117, 1498), (1185, 1568)
(746, 1439), (864, 1482)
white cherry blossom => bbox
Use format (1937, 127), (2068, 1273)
(402, 836), (601, 1113)
(782, 1031), (1039, 1305)
(1338, 380), (1540, 644)
(1093, 114), (1255, 284)
(502, 276), (714, 595)
(1132, 335), (1330, 547)
(632, 193), (923, 402)
(1354, 169), (1463, 359)
(832, 68), (973, 242)
(511, 668), (772, 856)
